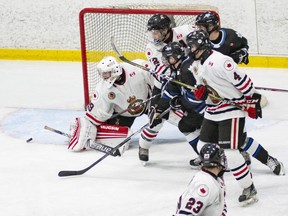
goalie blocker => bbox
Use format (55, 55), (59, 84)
(68, 117), (131, 155)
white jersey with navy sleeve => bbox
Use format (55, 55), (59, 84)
(191, 50), (256, 121)
(85, 59), (154, 126)
(145, 25), (196, 89)
(174, 170), (226, 216)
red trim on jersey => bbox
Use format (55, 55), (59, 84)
(85, 113), (104, 125)
(239, 78), (252, 91)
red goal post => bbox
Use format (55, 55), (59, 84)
(79, 5), (219, 108)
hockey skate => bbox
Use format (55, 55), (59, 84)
(139, 147), (149, 166)
(266, 156), (285, 175)
(238, 183), (258, 206)
(189, 156), (201, 168)
(240, 150), (251, 166)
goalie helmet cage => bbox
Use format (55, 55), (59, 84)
(79, 5), (219, 109)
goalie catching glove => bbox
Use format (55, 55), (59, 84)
(245, 93), (262, 119)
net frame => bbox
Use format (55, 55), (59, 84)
(79, 5), (219, 108)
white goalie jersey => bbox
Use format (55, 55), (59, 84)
(174, 170), (226, 216)
(145, 24), (196, 89)
(86, 59), (154, 126)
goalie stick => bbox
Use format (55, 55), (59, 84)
(57, 107), (171, 177)
(44, 125), (120, 157)
(111, 36), (247, 111)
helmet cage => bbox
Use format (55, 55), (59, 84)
(97, 56), (122, 87)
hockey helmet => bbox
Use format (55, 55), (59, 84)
(199, 143), (227, 170)
(186, 30), (211, 59)
(195, 11), (220, 34)
(97, 56), (122, 87)
(161, 42), (185, 66)
(147, 14), (172, 44)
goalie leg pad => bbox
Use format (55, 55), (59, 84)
(68, 117), (97, 151)
(95, 124), (130, 155)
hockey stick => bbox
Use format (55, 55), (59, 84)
(111, 36), (246, 111)
(57, 107), (171, 177)
(44, 125), (120, 157)
(255, 86), (288, 93)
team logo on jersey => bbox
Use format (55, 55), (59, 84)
(127, 96), (144, 115)
(197, 184), (209, 197)
(224, 60), (234, 71)
(108, 92), (116, 100)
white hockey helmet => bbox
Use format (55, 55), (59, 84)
(97, 56), (122, 87)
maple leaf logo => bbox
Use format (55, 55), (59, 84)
(200, 187), (206, 194)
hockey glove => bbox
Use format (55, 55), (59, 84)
(148, 106), (163, 128)
(194, 85), (209, 101)
(230, 48), (249, 64)
(245, 93), (262, 119)
(170, 95), (182, 110)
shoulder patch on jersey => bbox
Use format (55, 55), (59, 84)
(108, 92), (116, 100)
(197, 184), (209, 197)
(224, 60), (234, 71)
(146, 48), (153, 56)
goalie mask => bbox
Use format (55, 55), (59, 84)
(186, 30), (211, 60)
(97, 56), (122, 88)
(200, 143), (227, 171)
(147, 14), (172, 45)
(161, 42), (185, 69)
(195, 11), (220, 34)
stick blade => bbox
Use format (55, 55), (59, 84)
(58, 170), (84, 177)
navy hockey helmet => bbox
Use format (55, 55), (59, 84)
(147, 14), (172, 31)
(195, 11), (219, 27)
(200, 143), (227, 170)
(195, 11), (220, 34)
(186, 30), (211, 59)
(162, 42), (185, 66)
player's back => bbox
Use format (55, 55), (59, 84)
(175, 170), (225, 216)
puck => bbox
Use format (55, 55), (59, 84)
(26, 138), (33, 143)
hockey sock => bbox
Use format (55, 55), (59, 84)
(241, 137), (269, 164)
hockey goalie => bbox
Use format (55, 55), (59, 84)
(68, 56), (154, 155)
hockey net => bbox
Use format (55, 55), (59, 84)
(79, 4), (219, 108)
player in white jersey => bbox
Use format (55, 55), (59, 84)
(68, 56), (154, 153)
(185, 30), (285, 205)
(139, 14), (198, 164)
(188, 11), (268, 166)
(174, 143), (227, 216)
